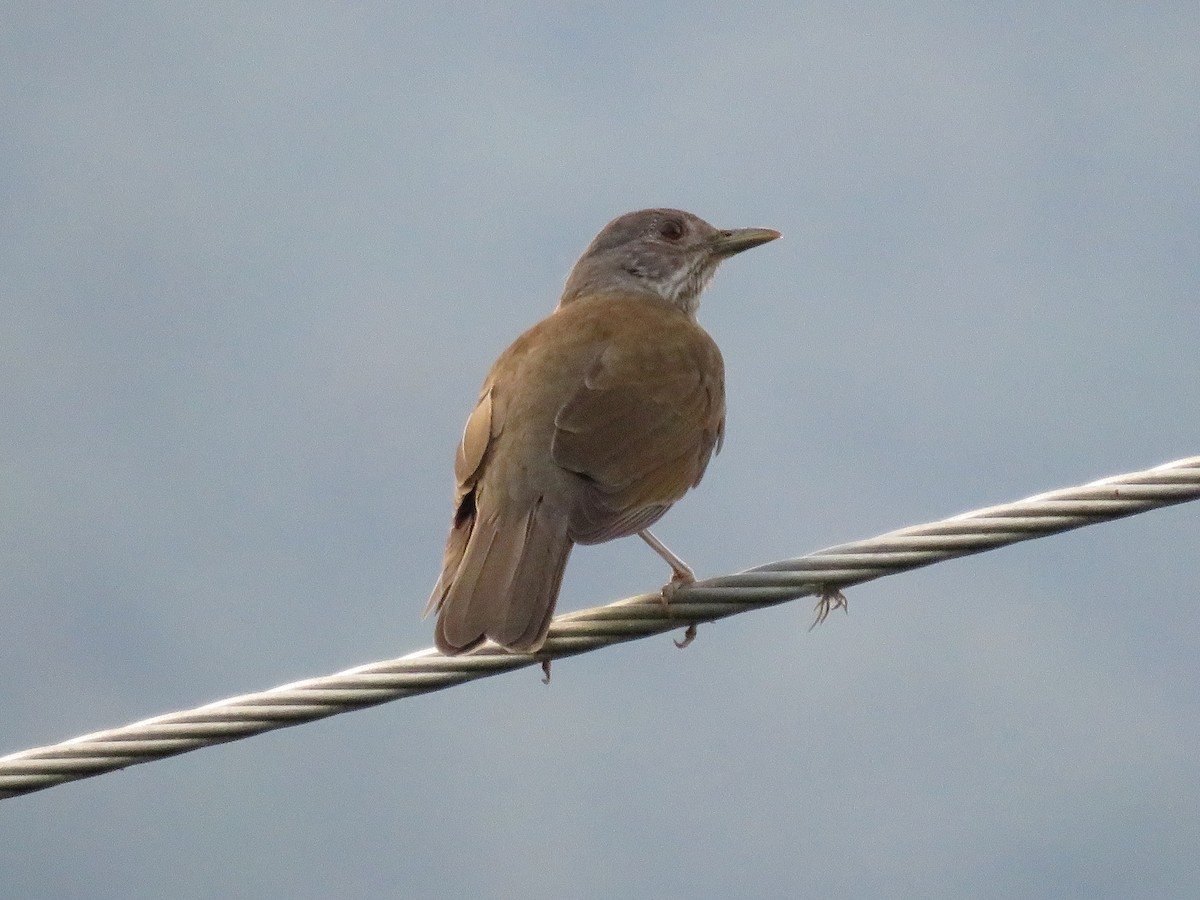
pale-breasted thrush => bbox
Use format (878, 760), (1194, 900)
(426, 208), (780, 654)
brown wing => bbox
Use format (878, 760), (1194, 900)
(552, 315), (725, 544)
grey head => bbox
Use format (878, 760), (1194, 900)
(559, 208), (780, 315)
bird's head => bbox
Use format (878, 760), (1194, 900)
(559, 208), (780, 315)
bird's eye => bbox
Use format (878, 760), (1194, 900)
(658, 219), (685, 240)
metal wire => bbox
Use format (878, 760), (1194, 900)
(2, 454), (1197, 799)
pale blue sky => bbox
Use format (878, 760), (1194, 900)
(3, 4), (1198, 898)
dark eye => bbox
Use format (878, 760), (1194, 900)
(658, 218), (685, 240)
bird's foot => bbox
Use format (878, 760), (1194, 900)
(640, 529), (699, 646)
(541, 659), (552, 685)
(809, 586), (849, 631)
(661, 572), (698, 649)
(658, 567), (696, 607)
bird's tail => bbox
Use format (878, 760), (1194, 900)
(428, 498), (572, 655)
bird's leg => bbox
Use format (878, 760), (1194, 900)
(638, 529), (696, 608)
(638, 529), (696, 587)
(638, 529), (699, 648)
(808, 585), (849, 631)
(541, 660), (552, 685)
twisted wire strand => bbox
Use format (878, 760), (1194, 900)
(2, 454), (1197, 799)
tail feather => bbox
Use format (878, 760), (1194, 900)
(423, 514), (471, 619)
(496, 503), (573, 651)
(432, 500), (572, 655)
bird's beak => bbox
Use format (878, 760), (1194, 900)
(710, 227), (782, 258)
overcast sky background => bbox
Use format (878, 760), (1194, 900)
(3, 4), (1198, 898)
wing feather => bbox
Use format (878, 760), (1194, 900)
(552, 313), (724, 543)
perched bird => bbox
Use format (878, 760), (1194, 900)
(425, 208), (780, 655)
